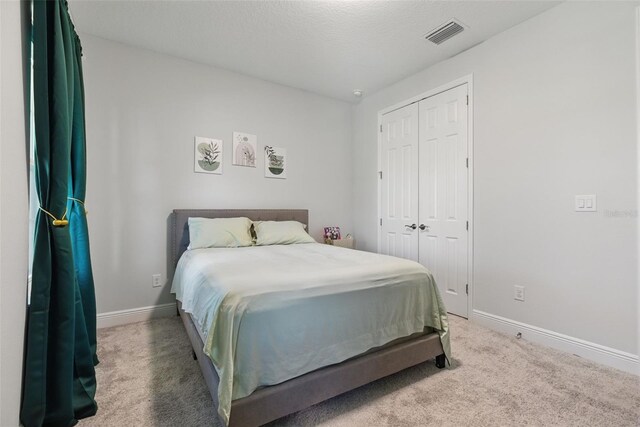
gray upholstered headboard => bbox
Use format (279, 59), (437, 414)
(169, 209), (309, 269)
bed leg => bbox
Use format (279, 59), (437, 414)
(192, 349), (197, 361)
(435, 354), (446, 369)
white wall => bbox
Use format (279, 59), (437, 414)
(81, 35), (354, 315)
(352, 1), (638, 364)
(0, 1), (29, 425)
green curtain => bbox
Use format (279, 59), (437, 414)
(21, 1), (98, 426)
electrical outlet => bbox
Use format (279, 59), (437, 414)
(514, 285), (525, 302)
(152, 274), (162, 288)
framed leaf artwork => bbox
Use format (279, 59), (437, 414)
(264, 145), (287, 179)
(194, 136), (223, 175)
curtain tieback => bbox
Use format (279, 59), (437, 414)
(39, 206), (68, 227)
(68, 197), (88, 214)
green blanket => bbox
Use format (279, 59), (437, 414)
(172, 244), (450, 425)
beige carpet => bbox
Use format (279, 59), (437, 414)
(82, 315), (639, 427)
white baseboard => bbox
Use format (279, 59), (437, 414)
(97, 302), (177, 329)
(471, 309), (639, 375)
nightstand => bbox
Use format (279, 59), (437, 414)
(324, 236), (355, 249)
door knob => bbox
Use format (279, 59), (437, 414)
(405, 223), (417, 230)
(419, 224), (430, 231)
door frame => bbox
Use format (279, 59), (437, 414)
(377, 74), (474, 317)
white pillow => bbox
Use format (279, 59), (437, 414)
(188, 217), (253, 249)
(254, 220), (316, 246)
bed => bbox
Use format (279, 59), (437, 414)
(169, 209), (449, 427)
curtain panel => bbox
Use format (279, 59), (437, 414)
(21, 1), (98, 426)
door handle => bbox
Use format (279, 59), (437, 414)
(405, 223), (417, 230)
(419, 224), (430, 231)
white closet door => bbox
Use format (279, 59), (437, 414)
(380, 103), (419, 261)
(418, 84), (468, 317)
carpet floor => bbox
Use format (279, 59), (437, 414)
(82, 315), (639, 427)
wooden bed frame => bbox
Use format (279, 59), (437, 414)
(169, 209), (446, 427)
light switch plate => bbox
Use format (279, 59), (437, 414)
(575, 195), (597, 212)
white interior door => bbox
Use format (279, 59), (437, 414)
(418, 84), (469, 317)
(380, 103), (419, 261)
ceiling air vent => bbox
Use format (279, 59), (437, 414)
(425, 20), (465, 45)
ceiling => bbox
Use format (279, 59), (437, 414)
(68, 0), (561, 102)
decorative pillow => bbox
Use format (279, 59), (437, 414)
(254, 220), (316, 246)
(188, 217), (254, 249)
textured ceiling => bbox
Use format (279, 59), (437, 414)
(69, 1), (560, 102)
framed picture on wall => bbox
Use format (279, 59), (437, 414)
(232, 132), (257, 167)
(194, 136), (223, 174)
(264, 145), (286, 179)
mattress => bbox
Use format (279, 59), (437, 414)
(171, 243), (450, 425)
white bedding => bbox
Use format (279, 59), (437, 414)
(171, 243), (450, 425)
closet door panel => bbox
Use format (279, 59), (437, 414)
(380, 103), (419, 261)
(418, 84), (469, 317)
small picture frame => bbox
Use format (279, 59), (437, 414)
(194, 137), (223, 174)
(264, 145), (287, 179)
(232, 132), (257, 167)
(324, 226), (341, 240)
